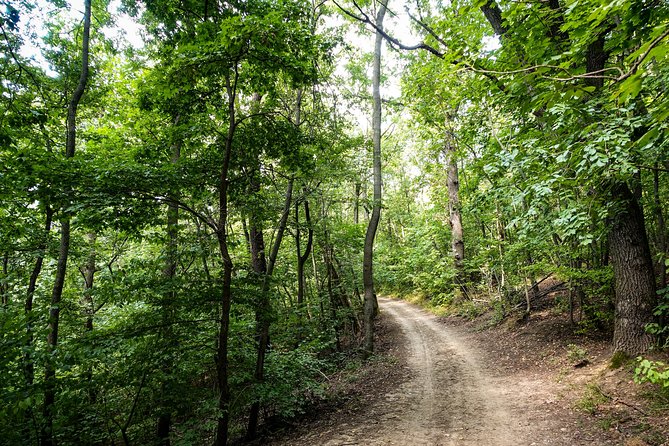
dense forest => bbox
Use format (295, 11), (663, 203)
(1, 0), (667, 444)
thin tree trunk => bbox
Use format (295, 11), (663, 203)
(24, 206), (53, 387)
(21, 205), (51, 443)
(354, 182), (360, 224)
(246, 91), (298, 439)
(246, 179), (294, 440)
(321, 227), (342, 351)
(214, 72), (237, 446)
(157, 120), (181, 446)
(495, 202), (506, 305)
(361, 181), (370, 221)
(445, 137), (465, 291)
(296, 195), (313, 307)
(194, 217), (212, 281)
(312, 242), (324, 322)
(41, 2), (91, 444)
(362, 0), (387, 358)
(1, 252), (8, 306)
(80, 232), (97, 405)
(81, 232), (96, 333)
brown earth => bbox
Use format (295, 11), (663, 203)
(265, 297), (669, 446)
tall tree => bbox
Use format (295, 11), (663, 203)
(362, 0), (387, 357)
(445, 135), (465, 289)
(474, 0), (661, 354)
(157, 114), (181, 446)
(42, 1), (92, 444)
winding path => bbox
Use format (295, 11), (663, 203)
(361, 297), (521, 445)
(272, 297), (581, 445)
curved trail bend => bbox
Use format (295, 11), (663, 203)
(273, 297), (578, 446)
(360, 297), (522, 445)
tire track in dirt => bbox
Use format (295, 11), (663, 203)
(373, 297), (519, 445)
(270, 298), (602, 446)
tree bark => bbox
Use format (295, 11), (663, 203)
(480, 0), (507, 36)
(157, 119), (181, 446)
(246, 178), (293, 440)
(214, 72), (237, 446)
(246, 91), (297, 440)
(445, 138), (465, 289)
(245, 165), (269, 442)
(24, 206), (53, 387)
(81, 232), (96, 333)
(296, 194), (313, 307)
(1, 252), (8, 306)
(362, 0), (387, 358)
(41, 1), (91, 444)
(609, 182), (657, 355)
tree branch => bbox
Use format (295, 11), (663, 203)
(618, 27), (669, 82)
(333, 0), (445, 58)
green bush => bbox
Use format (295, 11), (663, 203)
(634, 358), (669, 390)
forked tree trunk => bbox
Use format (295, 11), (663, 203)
(41, 2), (91, 444)
(362, 0), (387, 358)
(609, 182), (657, 355)
(246, 178), (293, 440)
(296, 194), (313, 307)
(24, 206), (53, 387)
(246, 91), (300, 440)
(245, 165), (268, 441)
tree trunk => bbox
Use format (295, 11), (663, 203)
(354, 182), (361, 224)
(81, 232), (96, 333)
(214, 73), (237, 446)
(194, 217), (212, 281)
(81, 232), (97, 405)
(246, 179), (293, 440)
(41, 2), (91, 444)
(445, 138), (465, 290)
(296, 194), (313, 307)
(157, 121), (181, 446)
(1, 252), (8, 306)
(362, 0), (387, 358)
(609, 182), (657, 355)
(21, 205), (51, 443)
(246, 91), (298, 440)
(245, 166), (269, 442)
(480, 0), (507, 36)
(24, 206), (53, 387)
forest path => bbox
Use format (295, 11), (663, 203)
(269, 297), (585, 446)
(349, 297), (524, 445)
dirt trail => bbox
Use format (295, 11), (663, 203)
(355, 297), (524, 445)
(270, 297), (585, 446)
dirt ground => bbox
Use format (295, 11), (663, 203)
(264, 297), (669, 446)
